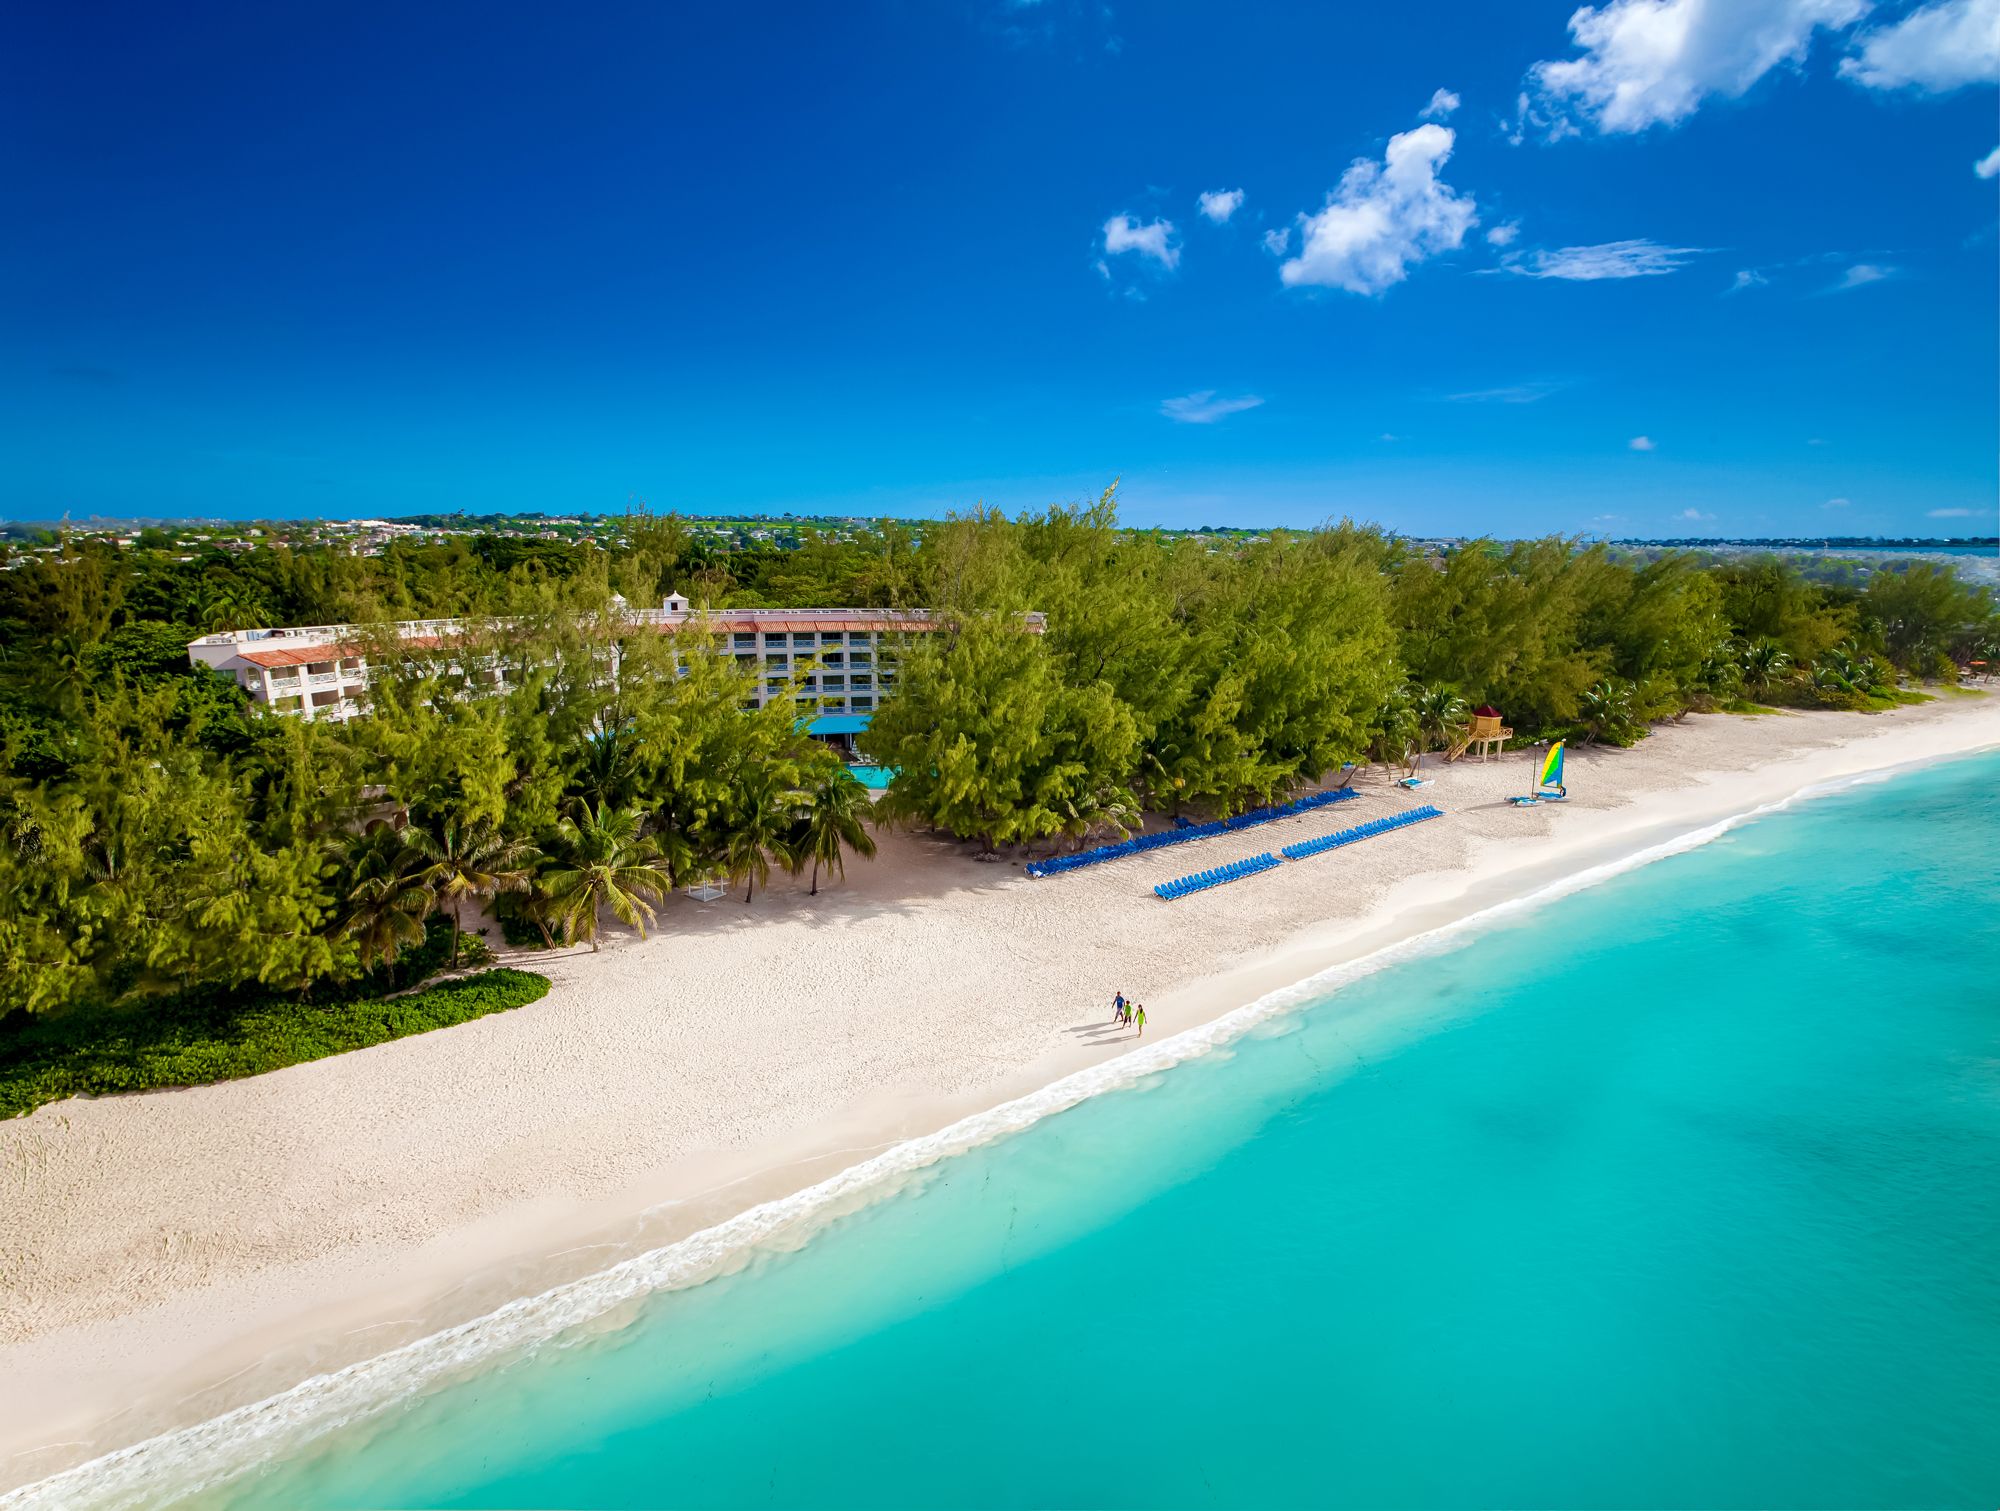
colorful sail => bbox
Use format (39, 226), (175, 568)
(1539, 741), (1565, 790)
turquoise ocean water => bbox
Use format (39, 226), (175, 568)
(103, 753), (2000, 1507)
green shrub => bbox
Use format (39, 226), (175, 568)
(0, 968), (550, 1120)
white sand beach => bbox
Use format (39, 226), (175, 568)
(3, 695), (1998, 1491)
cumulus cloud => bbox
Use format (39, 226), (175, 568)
(1502, 238), (1704, 279)
(1679, 507), (1716, 521)
(1725, 267), (1770, 294)
(1103, 214), (1180, 269)
(1823, 497), (1851, 508)
(1928, 506), (1975, 517)
(1196, 189), (1245, 224)
(1160, 390), (1264, 424)
(1977, 145), (2000, 178)
(1485, 221), (1521, 247)
(1421, 87), (1462, 119)
(1841, 0), (2000, 89)
(1528, 0), (1867, 135)
(1831, 261), (1894, 290)
(1630, 435), (1658, 451)
(1279, 123), (1477, 295)
(1261, 227), (1291, 256)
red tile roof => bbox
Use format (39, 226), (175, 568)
(238, 646), (338, 668)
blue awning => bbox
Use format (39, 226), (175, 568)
(805, 713), (874, 735)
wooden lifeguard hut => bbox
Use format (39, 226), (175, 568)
(1451, 705), (1512, 763)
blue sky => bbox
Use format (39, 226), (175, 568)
(5, 1), (1996, 536)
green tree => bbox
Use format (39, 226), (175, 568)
(1576, 679), (1641, 746)
(1738, 640), (1794, 697)
(410, 816), (534, 967)
(1410, 684), (1468, 761)
(720, 764), (803, 902)
(793, 768), (879, 895)
(333, 827), (432, 977)
(535, 802), (673, 950)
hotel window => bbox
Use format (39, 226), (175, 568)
(850, 695), (874, 711)
(764, 652), (789, 666)
(821, 675), (846, 691)
(791, 632), (818, 648)
(733, 633), (757, 650)
(850, 673), (872, 689)
(849, 651), (872, 667)
(819, 650), (844, 668)
(848, 631), (874, 646)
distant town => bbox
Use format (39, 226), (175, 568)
(3, 511), (1994, 585)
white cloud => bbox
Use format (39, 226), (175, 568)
(1197, 188), (1245, 224)
(1529, 0), (1868, 135)
(1629, 434), (1658, 451)
(1725, 267), (1769, 294)
(1679, 507), (1716, 520)
(1486, 220), (1521, 247)
(1977, 145), (2000, 178)
(1841, 0), (2000, 90)
(1824, 496), (1851, 508)
(1103, 214), (1180, 269)
(1261, 227), (1291, 256)
(1160, 390), (1263, 424)
(1832, 261), (1894, 290)
(1420, 87), (1462, 120)
(1928, 506), (1975, 517)
(1503, 238), (1703, 280)
(1280, 123), (1477, 295)
(1446, 381), (1565, 403)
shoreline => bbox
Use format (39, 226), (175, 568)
(4, 696), (1999, 1501)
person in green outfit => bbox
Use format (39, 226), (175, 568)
(1134, 1004), (1147, 1037)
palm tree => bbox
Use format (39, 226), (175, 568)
(1824, 647), (1880, 696)
(721, 767), (801, 904)
(1577, 679), (1636, 746)
(1368, 688), (1422, 776)
(334, 826), (432, 977)
(575, 723), (640, 809)
(1410, 684), (1468, 761)
(534, 802), (673, 951)
(409, 816), (535, 968)
(1697, 639), (1745, 703)
(1738, 640), (1793, 697)
(793, 769), (879, 896)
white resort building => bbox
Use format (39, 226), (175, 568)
(185, 592), (1041, 749)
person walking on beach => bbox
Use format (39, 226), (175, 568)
(1112, 991), (1126, 1025)
(1134, 1004), (1147, 1037)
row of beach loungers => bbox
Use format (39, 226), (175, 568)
(1281, 804), (1443, 861)
(1152, 804), (1445, 901)
(1024, 787), (1359, 880)
(1151, 852), (1283, 901)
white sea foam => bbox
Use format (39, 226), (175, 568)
(3, 752), (1980, 1511)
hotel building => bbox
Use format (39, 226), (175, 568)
(185, 592), (1044, 744)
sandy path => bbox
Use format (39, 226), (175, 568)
(2, 695), (1997, 1488)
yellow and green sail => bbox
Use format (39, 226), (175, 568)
(1539, 741), (1565, 790)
